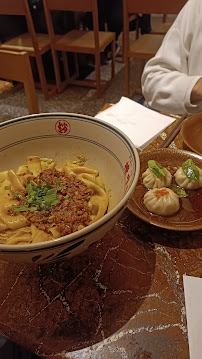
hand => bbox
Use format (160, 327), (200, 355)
(191, 78), (202, 103)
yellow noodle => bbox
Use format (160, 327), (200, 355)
(27, 156), (42, 176)
(0, 156), (108, 245)
(0, 171), (9, 182)
(41, 158), (55, 170)
(0, 180), (28, 231)
(79, 178), (109, 223)
(63, 161), (99, 176)
(16, 165), (28, 175)
(8, 170), (25, 192)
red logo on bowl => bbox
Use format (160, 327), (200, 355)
(126, 173), (130, 184)
(55, 120), (71, 135)
(124, 161), (129, 174)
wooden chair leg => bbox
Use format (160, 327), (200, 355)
(51, 49), (64, 93)
(111, 39), (115, 79)
(23, 54), (39, 114)
(35, 54), (50, 100)
(24, 79), (39, 114)
(74, 53), (79, 78)
(95, 52), (101, 98)
(124, 57), (130, 97)
(62, 52), (69, 81)
(130, 60), (146, 96)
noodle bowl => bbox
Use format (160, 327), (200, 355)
(0, 113), (140, 263)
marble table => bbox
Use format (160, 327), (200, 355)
(0, 114), (199, 359)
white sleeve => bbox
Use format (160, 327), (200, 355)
(141, 0), (202, 115)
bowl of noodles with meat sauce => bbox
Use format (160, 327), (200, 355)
(0, 113), (140, 264)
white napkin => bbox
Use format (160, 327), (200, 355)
(95, 97), (175, 150)
(183, 275), (202, 359)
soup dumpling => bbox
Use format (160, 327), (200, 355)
(142, 160), (172, 189)
(144, 187), (180, 216)
(174, 159), (202, 190)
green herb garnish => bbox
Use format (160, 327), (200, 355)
(169, 184), (187, 198)
(64, 194), (70, 199)
(182, 159), (199, 182)
(13, 180), (60, 213)
(61, 186), (67, 192)
(55, 181), (61, 186)
(63, 210), (68, 215)
(41, 158), (53, 166)
(148, 160), (167, 178)
(41, 177), (52, 188)
(43, 188), (60, 207)
(4, 186), (9, 190)
(72, 154), (86, 165)
(56, 180), (66, 186)
(13, 205), (28, 212)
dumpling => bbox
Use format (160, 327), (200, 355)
(142, 168), (172, 189)
(174, 159), (202, 190)
(142, 160), (172, 189)
(144, 187), (180, 216)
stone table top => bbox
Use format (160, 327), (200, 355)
(0, 113), (198, 358)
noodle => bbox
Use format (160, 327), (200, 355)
(0, 156), (108, 245)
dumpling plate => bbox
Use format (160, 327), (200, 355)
(127, 149), (202, 231)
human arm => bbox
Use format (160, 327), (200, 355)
(191, 78), (202, 103)
(141, 0), (202, 115)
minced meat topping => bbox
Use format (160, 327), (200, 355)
(13, 168), (93, 236)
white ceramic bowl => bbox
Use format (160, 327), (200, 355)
(0, 113), (140, 263)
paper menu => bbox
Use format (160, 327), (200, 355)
(183, 275), (202, 359)
(95, 97), (175, 150)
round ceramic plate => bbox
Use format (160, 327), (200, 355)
(181, 113), (202, 155)
(127, 148), (202, 231)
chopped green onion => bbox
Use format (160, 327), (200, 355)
(13, 180), (60, 213)
(41, 159), (53, 165)
(169, 184), (187, 198)
(40, 177), (52, 188)
(29, 207), (38, 213)
(148, 160), (167, 178)
(56, 181), (62, 186)
(13, 205), (28, 212)
(182, 159), (199, 182)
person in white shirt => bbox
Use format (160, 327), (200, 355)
(141, 0), (202, 115)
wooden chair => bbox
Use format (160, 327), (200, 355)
(123, 0), (187, 97)
(0, 50), (39, 114)
(43, 0), (116, 98)
(151, 14), (174, 35)
(0, 0), (56, 100)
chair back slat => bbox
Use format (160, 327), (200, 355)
(44, 0), (99, 44)
(0, 50), (39, 113)
(43, 0), (115, 96)
(0, 0), (43, 56)
(45, 0), (93, 12)
(0, 0), (25, 15)
(126, 0), (187, 15)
